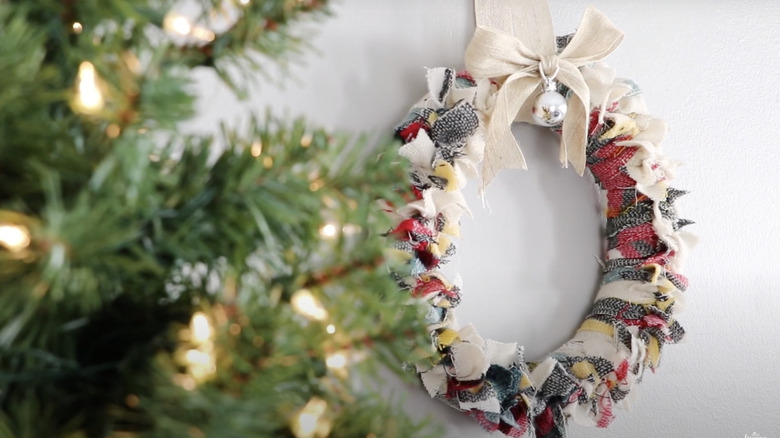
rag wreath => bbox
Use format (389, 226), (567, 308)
(384, 2), (695, 437)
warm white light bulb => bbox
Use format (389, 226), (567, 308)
(173, 373), (197, 391)
(185, 349), (211, 365)
(184, 348), (216, 382)
(191, 26), (216, 42)
(300, 133), (312, 147)
(296, 412), (319, 437)
(164, 14), (215, 43)
(292, 398), (330, 438)
(0, 224), (30, 252)
(291, 289), (328, 321)
(319, 223), (338, 239)
(76, 61), (103, 111)
(325, 352), (348, 370)
(166, 15), (192, 35)
(190, 312), (212, 343)
(250, 141), (263, 157)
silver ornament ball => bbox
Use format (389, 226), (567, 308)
(531, 90), (567, 127)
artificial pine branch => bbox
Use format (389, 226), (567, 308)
(0, 2), (438, 437)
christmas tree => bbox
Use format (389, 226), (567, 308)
(0, 1), (436, 437)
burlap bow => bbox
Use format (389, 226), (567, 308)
(465, 0), (624, 189)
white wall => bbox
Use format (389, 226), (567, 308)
(188, 1), (780, 436)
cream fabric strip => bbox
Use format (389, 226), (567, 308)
(465, 0), (624, 189)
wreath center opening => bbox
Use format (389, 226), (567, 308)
(441, 123), (603, 361)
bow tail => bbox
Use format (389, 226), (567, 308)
(481, 108), (526, 190)
(557, 63), (593, 176)
(480, 76), (539, 189)
(561, 101), (588, 175)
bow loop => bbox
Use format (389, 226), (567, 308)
(559, 6), (625, 65)
(465, 26), (538, 80)
(464, 0), (624, 189)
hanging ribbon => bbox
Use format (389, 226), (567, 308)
(465, 0), (624, 189)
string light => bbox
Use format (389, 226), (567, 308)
(177, 312), (217, 385)
(72, 22), (83, 34)
(318, 223), (338, 239)
(325, 324), (336, 334)
(300, 133), (312, 147)
(325, 352), (348, 370)
(325, 351), (349, 378)
(182, 349), (216, 382)
(165, 14), (192, 35)
(190, 312), (212, 343)
(76, 61), (104, 112)
(191, 27), (216, 42)
(106, 124), (121, 138)
(173, 373), (197, 391)
(250, 141), (263, 157)
(291, 397), (332, 438)
(184, 348), (216, 381)
(164, 13), (216, 42)
(239, 0), (251, 5)
(291, 289), (328, 321)
(0, 224), (30, 252)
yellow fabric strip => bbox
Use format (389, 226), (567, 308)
(437, 329), (459, 348)
(571, 360), (598, 380)
(577, 319), (615, 338)
(433, 161), (459, 192)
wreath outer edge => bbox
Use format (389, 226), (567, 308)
(385, 63), (695, 438)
